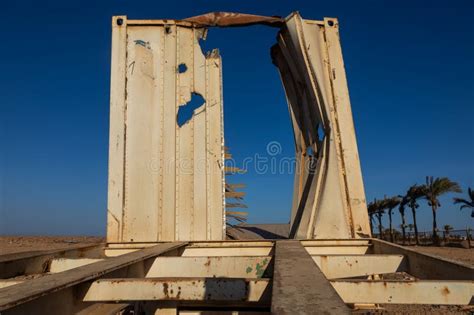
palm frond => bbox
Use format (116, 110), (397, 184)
(423, 176), (462, 205)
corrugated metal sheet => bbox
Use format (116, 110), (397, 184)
(107, 17), (225, 242)
(272, 13), (371, 239)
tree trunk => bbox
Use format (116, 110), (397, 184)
(377, 214), (383, 239)
(400, 210), (406, 245)
(369, 214), (374, 235)
(432, 205), (439, 245)
(388, 209), (394, 243)
(411, 206), (419, 245)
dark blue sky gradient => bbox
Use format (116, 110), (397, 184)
(1, 1), (473, 235)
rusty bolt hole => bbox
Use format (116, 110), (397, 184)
(117, 18), (123, 26)
(328, 20), (335, 27)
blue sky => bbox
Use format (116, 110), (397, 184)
(1, 1), (473, 236)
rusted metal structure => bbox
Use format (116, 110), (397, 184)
(107, 14), (225, 243)
(0, 12), (472, 315)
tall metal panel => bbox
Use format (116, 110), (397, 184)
(107, 17), (225, 242)
(272, 13), (371, 239)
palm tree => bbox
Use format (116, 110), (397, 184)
(384, 196), (401, 243)
(423, 176), (462, 245)
(368, 198), (385, 238)
(398, 194), (410, 245)
(367, 200), (378, 236)
(453, 187), (474, 218)
(407, 223), (414, 244)
(406, 184), (424, 245)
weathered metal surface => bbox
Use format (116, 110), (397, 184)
(83, 278), (271, 303)
(332, 280), (474, 305)
(271, 240), (350, 314)
(49, 258), (103, 273)
(107, 16), (225, 243)
(3, 12), (473, 314)
(145, 256), (272, 278)
(312, 254), (405, 280)
(0, 243), (103, 278)
(304, 244), (370, 255)
(0, 243), (186, 312)
(1, 239), (474, 313)
(301, 239), (370, 246)
(183, 12), (284, 27)
(371, 238), (474, 280)
(272, 13), (370, 239)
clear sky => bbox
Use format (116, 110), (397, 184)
(1, 0), (473, 236)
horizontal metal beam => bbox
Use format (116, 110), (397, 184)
(0, 244), (103, 278)
(105, 241), (275, 257)
(371, 239), (474, 280)
(301, 239), (370, 246)
(47, 256), (273, 278)
(146, 256), (272, 278)
(49, 258), (103, 273)
(304, 245), (370, 255)
(83, 278), (271, 305)
(181, 247), (273, 257)
(0, 281), (22, 289)
(312, 254), (405, 279)
(0, 242), (186, 311)
(332, 280), (474, 305)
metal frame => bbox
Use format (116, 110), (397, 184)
(0, 239), (472, 314)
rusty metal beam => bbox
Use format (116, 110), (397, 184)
(304, 244), (371, 255)
(312, 254), (406, 280)
(82, 278), (271, 304)
(47, 256), (272, 279)
(0, 244), (103, 278)
(0, 243), (186, 311)
(183, 12), (284, 27)
(332, 280), (474, 305)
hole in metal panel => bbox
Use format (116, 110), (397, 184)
(177, 93), (205, 127)
(178, 63), (188, 73)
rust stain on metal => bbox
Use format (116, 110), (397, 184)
(442, 286), (450, 295)
(183, 12), (284, 28)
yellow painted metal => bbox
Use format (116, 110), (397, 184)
(107, 18), (225, 243)
(273, 13), (370, 239)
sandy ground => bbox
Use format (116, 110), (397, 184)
(407, 245), (474, 266)
(0, 235), (103, 255)
(0, 237), (472, 314)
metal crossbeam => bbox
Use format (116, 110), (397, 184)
(83, 278), (271, 304)
(332, 280), (474, 305)
(312, 254), (405, 279)
(0, 243), (186, 311)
